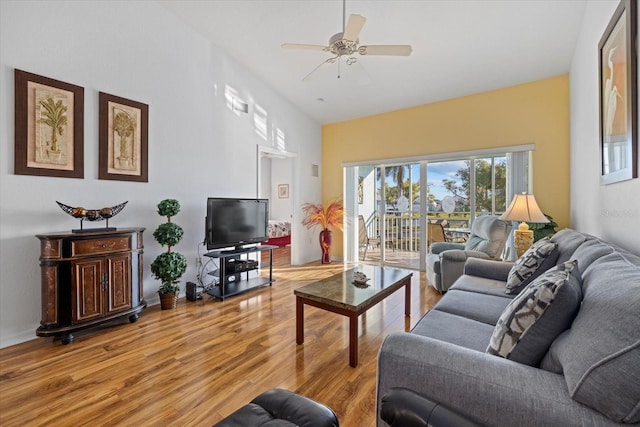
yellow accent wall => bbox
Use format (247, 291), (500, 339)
(322, 75), (570, 257)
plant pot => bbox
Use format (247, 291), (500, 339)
(116, 156), (133, 170)
(47, 149), (63, 163)
(319, 228), (332, 264)
(159, 292), (178, 310)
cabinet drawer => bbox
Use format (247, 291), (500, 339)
(72, 236), (131, 256)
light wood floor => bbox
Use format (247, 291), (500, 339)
(0, 247), (440, 426)
(360, 246), (422, 270)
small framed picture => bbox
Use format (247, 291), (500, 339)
(14, 69), (84, 178)
(99, 92), (149, 182)
(278, 184), (289, 198)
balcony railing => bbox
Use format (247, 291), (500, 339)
(364, 212), (471, 252)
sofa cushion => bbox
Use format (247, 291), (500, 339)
(449, 273), (516, 299)
(550, 228), (589, 264)
(570, 238), (615, 270)
(544, 247), (640, 423)
(433, 289), (512, 326)
(505, 237), (559, 295)
(411, 309), (495, 352)
(486, 260), (582, 366)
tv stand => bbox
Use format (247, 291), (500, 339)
(220, 245), (253, 255)
(204, 245), (277, 300)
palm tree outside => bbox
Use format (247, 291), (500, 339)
(376, 165), (408, 210)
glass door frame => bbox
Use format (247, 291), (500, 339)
(345, 162), (428, 271)
(343, 144), (534, 269)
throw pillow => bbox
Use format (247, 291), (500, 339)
(505, 237), (559, 295)
(486, 260), (582, 366)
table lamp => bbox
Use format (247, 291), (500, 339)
(500, 193), (549, 258)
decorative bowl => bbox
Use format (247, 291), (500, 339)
(57, 201), (128, 232)
(352, 271), (370, 287)
(57, 201), (128, 222)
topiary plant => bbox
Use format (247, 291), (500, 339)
(151, 199), (187, 296)
(157, 199), (181, 219)
(151, 252), (187, 294)
(153, 222), (184, 247)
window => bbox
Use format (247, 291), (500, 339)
(426, 155), (508, 228)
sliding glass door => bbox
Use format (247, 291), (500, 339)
(373, 162), (424, 269)
(344, 148), (529, 270)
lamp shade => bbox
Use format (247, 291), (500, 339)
(500, 193), (549, 223)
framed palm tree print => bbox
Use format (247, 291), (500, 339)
(14, 69), (84, 178)
(99, 92), (148, 182)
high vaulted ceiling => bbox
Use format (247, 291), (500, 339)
(159, 0), (587, 125)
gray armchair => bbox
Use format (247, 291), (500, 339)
(426, 215), (511, 292)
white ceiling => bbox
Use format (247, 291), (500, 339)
(158, 0), (587, 125)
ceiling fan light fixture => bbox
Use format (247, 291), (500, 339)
(328, 32), (358, 56)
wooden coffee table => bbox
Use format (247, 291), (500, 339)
(294, 265), (413, 367)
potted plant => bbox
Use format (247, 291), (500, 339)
(528, 213), (558, 242)
(151, 199), (187, 309)
(302, 198), (344, 264)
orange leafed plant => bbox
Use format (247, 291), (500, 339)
(302, 198), (344, 231)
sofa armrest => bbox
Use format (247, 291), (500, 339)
(438, 250), (490, 291)
(429, 242), (465, 255)
(381, 387), (480, 427)
(376, 333), (619, 427)
(463, 257), (514, 282)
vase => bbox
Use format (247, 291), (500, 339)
(159, 292), (178, 310)
(319, 228), (332, 264)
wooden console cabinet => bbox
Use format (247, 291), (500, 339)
(36, 228), (146, 344)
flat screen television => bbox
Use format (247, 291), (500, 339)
(205, 198), (269, 250)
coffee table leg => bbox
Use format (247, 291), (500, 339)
(296, 296), (304, 344)
(404, 278), (411, 317)
(349, 313), (358, 367)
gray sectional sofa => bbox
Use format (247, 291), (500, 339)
(377, 228), (640, 426)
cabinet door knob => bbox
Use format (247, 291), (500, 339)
(101, 243), (108, 248)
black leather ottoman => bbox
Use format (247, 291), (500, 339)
(213, 388), (339, 427)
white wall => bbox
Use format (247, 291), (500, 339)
(270, 158), (294, 221)
(570, 0), (640, 254)
(259, 157), (272, 199)
(0, 0), (322, 348)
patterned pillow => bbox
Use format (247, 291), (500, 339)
(487, 260), (582, 366)
(505, 237), (559, 295)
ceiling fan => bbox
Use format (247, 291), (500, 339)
(281, 0), (412, 82)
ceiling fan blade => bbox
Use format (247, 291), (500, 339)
(359, 45), (413, 56)
(346, 58), (372, 86)
(281, 43), (329, 51)
(302, 57), (337, 82)
(343, 14), (366, 42)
